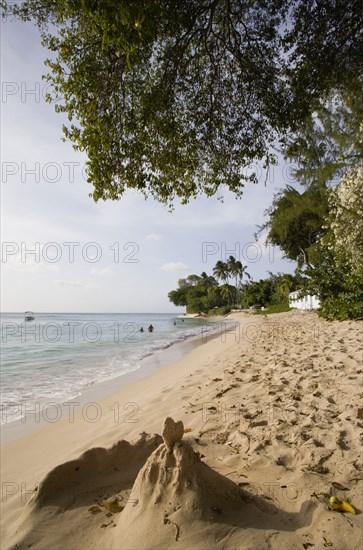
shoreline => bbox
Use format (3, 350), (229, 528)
(1, 316), (239, 444)
(1, 311), (362, 549)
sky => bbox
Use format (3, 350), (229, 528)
(1, 16), (298, 313)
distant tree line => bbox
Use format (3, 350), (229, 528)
(168, 257), (302, 314)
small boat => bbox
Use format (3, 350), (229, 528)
(24, 311), (35, 321)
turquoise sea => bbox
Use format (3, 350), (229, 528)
(1, 312), (220, 424)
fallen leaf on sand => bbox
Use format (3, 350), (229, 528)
(88, 505), (102, 514)
(102, 499), (124, 513)
(331, 482), (349, 491)
(100, 521), (113, 528)
(184, 428), (192, 433)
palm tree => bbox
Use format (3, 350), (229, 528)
(235, 261), (251, 306)
(238, 261), (251, 284)
(214, 261), (233, 304)
(227, 256), (237, 282)
(199, 271), (218, 288)
(227, 256), (251, 305)
(220, 284), (234, 306)
(227, 256), (238, 304)
(213, 261), (229, 284)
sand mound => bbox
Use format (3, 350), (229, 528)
(8, 432), (162, 550)
(110, 418), (316, 549)
(7, 418), (317, 550)
(32, 431), (162, 511)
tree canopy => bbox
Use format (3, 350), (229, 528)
(259, 87), (363, 271)
(303, 165), (363, 320)
(330, 166), (363, 274)
(259, 92), (363, 319)
(282, 85), (363, 187)
(2, 0), (362, 204)
(258, 183), (330, 268)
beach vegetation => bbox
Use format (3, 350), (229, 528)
(303, 166), (363, 320)
(168, 261), (302, 313)
(240, 272), (302, 309)
(258, 184), (330, 269)
(208, 306), (231, 316)
(253, 303), (291, 315)
(261, 97), (363, 320)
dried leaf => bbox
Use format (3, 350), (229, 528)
(102, 498), (124, 513)
(174, 522), (180, 541)
(100, 520), (113, 528)
(88, 505), (102, 514)
(184, 428), (192, 433)
(331, 482), (349, 491)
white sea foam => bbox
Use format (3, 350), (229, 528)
(1, 312), (226, 424)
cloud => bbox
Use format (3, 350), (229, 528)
(160, 261), (187, 272)
(55, 279), (96, 290)
(146, 233), (164, 242)
(55, 279), (83, 287)
(90, 266), (113, 275)
(2, 257), (59, 273)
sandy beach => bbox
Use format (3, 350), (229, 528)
(1, 311), (362, 550)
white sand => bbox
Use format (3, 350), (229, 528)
(1, 311), (362, 549)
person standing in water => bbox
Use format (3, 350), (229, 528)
(148, 324), (154, 332)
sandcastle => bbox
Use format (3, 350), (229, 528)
(8, 417), (318, 550)
(162, 416), (185, 453)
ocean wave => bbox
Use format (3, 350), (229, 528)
(1, 314), (230, 425)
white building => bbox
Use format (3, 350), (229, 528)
(289, 291), (320, 311)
